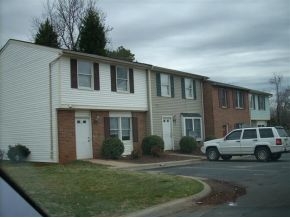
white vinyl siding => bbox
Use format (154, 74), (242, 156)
(0, 41), (60, 162)
(60, 57), (148, 111)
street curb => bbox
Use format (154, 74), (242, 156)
(124, 177), (211, 217)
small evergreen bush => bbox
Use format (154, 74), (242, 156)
(179, 136), (197, 154)
(7, 144), (31, 162)
(102, 137), (124, 159)
(141, 135), (164, 155)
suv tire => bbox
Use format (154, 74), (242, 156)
(270, 153), (281, 161)
(255, 147), (270, 162)
(206, 148), (220, 161)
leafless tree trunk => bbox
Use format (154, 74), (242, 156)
(269, 73), (282, 124)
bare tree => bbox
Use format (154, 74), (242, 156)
(269, 73), (283, 124)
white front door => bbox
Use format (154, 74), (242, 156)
(75, 118), (93, 159)
(162, 116), (173, 150)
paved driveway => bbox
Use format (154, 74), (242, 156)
(147, 153), (290, 216)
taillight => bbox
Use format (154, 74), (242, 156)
(276, 138), (282, 145)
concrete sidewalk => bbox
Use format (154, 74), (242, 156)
(88, 153), (205, 171)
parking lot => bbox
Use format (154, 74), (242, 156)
(148, 153), (290, 216)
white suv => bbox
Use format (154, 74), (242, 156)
(201, 127), (290, 162)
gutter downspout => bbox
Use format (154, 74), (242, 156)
(148, 66), (154, 135)
(49, 54), (61, 160)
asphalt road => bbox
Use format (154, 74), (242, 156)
(147, 153), (290, 216)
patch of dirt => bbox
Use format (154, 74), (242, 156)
(195, 179), (246, 205)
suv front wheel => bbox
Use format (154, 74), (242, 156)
(206, 148), (220, 161)
(255, 147), (270, 162)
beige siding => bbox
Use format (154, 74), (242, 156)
(0, 41), (60, 162)
(150, 71), (204, 148)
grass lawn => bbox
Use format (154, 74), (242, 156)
(1, 161), (203, 216)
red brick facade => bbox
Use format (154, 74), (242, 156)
(203, 82), (250, 139)
(57, 110), (76, 163)
(57, 110), (147, 163)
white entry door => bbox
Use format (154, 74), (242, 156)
(75, 118), (93, 159)
(162, 116), (173, 150)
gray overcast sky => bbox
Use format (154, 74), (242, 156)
(1, 0), (290, 93)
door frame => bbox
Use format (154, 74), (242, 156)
(162, 115), (174, 150)
(75, 111), (93, 159)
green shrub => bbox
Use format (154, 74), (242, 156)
(102, 137), (124, 159)
(179, 136), (197, 154)
(142, 135), (164, 155)
(7, 144), (31, 162)
(151, 146), (163, 157)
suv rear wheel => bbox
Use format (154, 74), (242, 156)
(255, 147), (270, 162)
(206, 148), (220, 161)
(270, 153), (281, 161)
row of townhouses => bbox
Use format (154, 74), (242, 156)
(0, 40), (272, 163)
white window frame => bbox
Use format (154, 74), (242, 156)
(77, 60), (93, 90)
(250, 94), (256, 110)
(161, 73), (171, 97)
(185, 78), (194, 99)
(182, 117), (202, 141)
(116, 66), (129, 92)
(109, 116), (132, 141)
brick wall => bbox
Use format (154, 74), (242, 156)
(132, 112), (147, 152)
(204, 83), (251, 139)
(57, 110), (76, 163)
(91, 111), (109, 158)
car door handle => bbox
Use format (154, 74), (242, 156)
(253, 139), (258, 141)
(236, 140), (240, 142)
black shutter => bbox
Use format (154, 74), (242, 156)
(132, 117), (138, 142)
(104, 117), (110, 139)
(129, 68), (134, 93)
(181, 78), (185, 99)
(110, 65), (116, 92)
(93, 63), (100, 90)
(156, 73), (161, 96)
(70, 59), (78, 88)
(170, 75), (174, 98)
(193, 79), (196, 99)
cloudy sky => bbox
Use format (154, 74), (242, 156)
(1, 0), (290, 93)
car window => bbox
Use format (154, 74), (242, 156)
(276, 127), (289, 137)
(226, 130), (242, 140)
(259, 128), (274, 138)
(242, 129), (257, 139)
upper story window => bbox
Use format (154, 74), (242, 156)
(258, 96), (266, 110)
(219, 88), (228, 108)
(78, 61), (92, 89)
(161, 73), (171, 97)
(156, 73), (174, 98)
(70, 59), (100, 90)
(250, 94), (256, 109)
(181, 78), (196, 100)
(116, 66), (129, 92)
(235, 90), (244, 109)
(110, 65), (134, 93)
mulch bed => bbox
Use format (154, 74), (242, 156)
(195, 179), (246, 205)
(118, 152), (202, 164)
